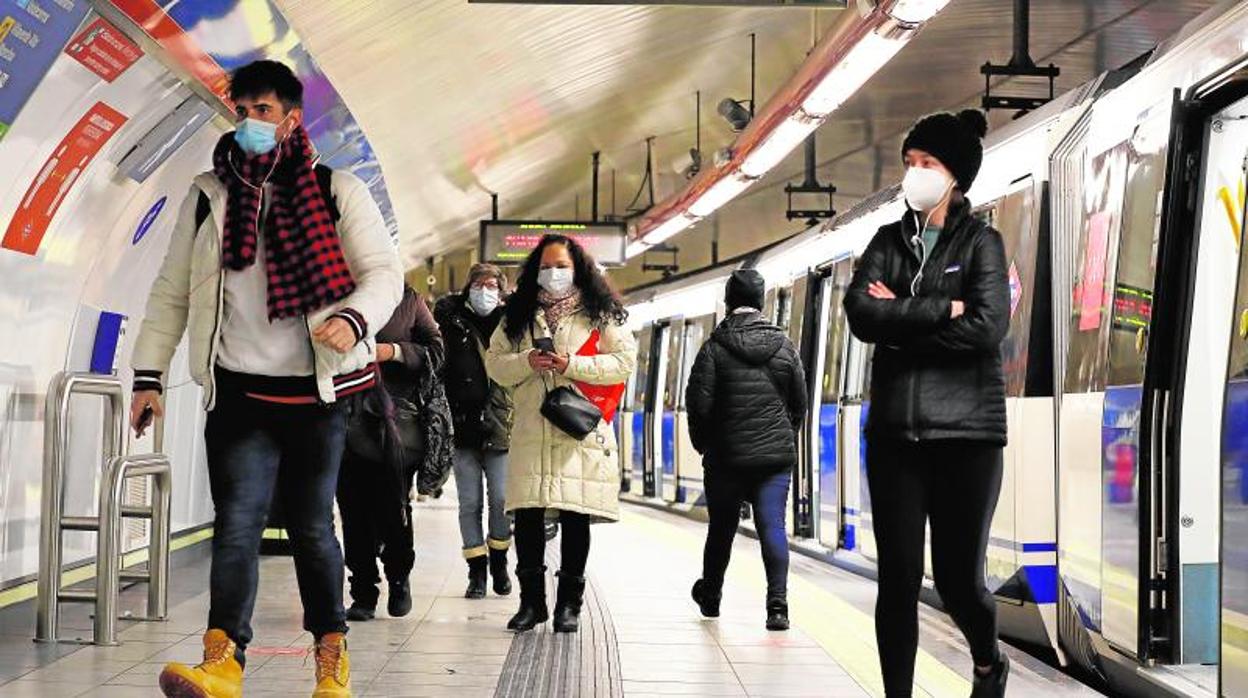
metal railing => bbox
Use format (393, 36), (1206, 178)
(36, 372), (173, 645)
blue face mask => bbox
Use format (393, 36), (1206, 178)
(233, 117), (282, 156)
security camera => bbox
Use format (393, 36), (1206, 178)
(670, 148), (702, 179)
(713, 147), (734, 168)
(718, 98), (752, 132)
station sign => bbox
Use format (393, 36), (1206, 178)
(480, 220), (628, 267)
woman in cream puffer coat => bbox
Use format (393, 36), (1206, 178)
(485, 234), (636, 635)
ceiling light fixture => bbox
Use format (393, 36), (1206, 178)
(626, 0), (953, 259)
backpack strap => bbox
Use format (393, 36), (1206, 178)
(314, 163), (340, 222)
(194, 188), (210, 233)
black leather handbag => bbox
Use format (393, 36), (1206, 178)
(530, 327), (602, 440)
(540, 382), (602, 440)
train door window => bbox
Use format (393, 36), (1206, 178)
(984, 182), (1040, 397)
(763, 287), (779, 324)
(788, 276), (810, 350)
(820, 263), (853, 404)
(677, 316), (715, 409)
(1105, 135), (1167, 386)
(1065, 144), (1131, 393)
(663, 320), (685, 413)
(633, 326), (655, 409)
(776, 287), (794, 330)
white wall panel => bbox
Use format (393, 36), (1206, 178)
(0, 44), (223, 587)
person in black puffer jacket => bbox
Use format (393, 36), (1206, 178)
(434, 264), (515, 600)
(843, 109), (1010, 698)
(685, 269), (807, 632)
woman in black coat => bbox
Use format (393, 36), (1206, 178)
(685, 269), (806, 631)
(843, 110), (1010, 698)
(337, 286), (452, 621)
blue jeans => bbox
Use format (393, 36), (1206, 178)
(702, 466), (792, 598)
(204, 386), (349, 652)
(452, 448), (510, 556)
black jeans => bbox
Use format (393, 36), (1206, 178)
(702, 466), (792, 598)
(514, 508), (590, 576)
(204, 387), (349, 652)
(866, 437), (1003, 697)
(336, 450), (416, 608)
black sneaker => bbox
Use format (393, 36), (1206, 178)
(346, 603), (374, 622)
(691, 579), (721, 618)
(388, 579), (412, 617)
(970, 653), (1010, 698)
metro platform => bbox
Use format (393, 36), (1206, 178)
(0, 493), (1100, 697)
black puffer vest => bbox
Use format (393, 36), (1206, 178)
(843, 199), (1009, 445)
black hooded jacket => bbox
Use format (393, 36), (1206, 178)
(685, 312), (807, 471)
(843, 198), (1009, 445)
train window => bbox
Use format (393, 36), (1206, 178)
(776, 287), (793, 330)
(1105, 135), (1167, 387)
(633, 325), (655, 408)
(820, 262), (854, 403)
(1065, 144), (1130, 394)
(677, 316), (715, 409)
(788, 276), (810, 350)
(763, 287), (779, 324)
(981, 182), (1040, 397)
(663, 322), (684, 412)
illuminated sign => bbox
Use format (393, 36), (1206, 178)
(480, 221), (628, 267)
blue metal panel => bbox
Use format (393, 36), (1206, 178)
(1024, 564), (1059, 604)
(631, 412), (645, 486)
(661, 411), (676, 476)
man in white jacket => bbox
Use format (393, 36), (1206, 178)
(129, 60), (402, 698)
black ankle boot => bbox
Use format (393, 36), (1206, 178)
(388, 578), (412, 617)
(552, 572), (586, 633)
(970, 653), (1009, 698)
(489, 547), (512, 596)
(691, 579), (721, 618)
(507, 567), (548, 632)
(765, 594), (789, 631)
(465, 555), (488, 599)
(346, 602), (374, 621)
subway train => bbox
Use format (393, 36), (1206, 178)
(617, 1), (1248, 694)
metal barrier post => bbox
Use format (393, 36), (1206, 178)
(36, 372), (124, 644)
(36, 371), (172, 645)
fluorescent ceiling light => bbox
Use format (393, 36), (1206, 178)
(888, 0), (951, 24)
(641, 213), (698, 247)
(739, 115), (822, 179)
(625, 240), (652, 258)
(802, 31), (902, 117)
(687, 175), (754, 217)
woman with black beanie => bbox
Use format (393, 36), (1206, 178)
(843, 109), (1011, 698)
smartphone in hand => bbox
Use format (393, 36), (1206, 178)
(533, 337), (556, 355)
(136, 405), (154, 437)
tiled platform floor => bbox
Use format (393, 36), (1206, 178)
(0, 491), (1101, 697)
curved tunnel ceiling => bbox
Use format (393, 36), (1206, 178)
(276, 0), (1218, 276)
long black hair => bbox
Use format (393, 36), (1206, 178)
(503, 235), (627, 344)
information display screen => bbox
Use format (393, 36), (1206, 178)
(480, 221), (628, 267)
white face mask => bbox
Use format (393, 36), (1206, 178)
(537, 267), (575, 295)
(902, 166), (954, 212)
(468, 286), (500, 316)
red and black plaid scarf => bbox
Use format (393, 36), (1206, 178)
(212, 126), (356, 320)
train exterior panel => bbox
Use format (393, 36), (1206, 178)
(621, 2), (1248, 692)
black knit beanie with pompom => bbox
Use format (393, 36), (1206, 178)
(900, 109), (989, 192)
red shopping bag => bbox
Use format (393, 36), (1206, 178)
(573, 329), (626, 423)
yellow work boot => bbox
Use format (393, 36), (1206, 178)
(158, 628), (243, 698)
(312, 631), (351, 697)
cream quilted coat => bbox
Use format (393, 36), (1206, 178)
(485, 310), (636, 522)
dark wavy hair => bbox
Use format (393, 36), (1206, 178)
(503, 235), (627, 344)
